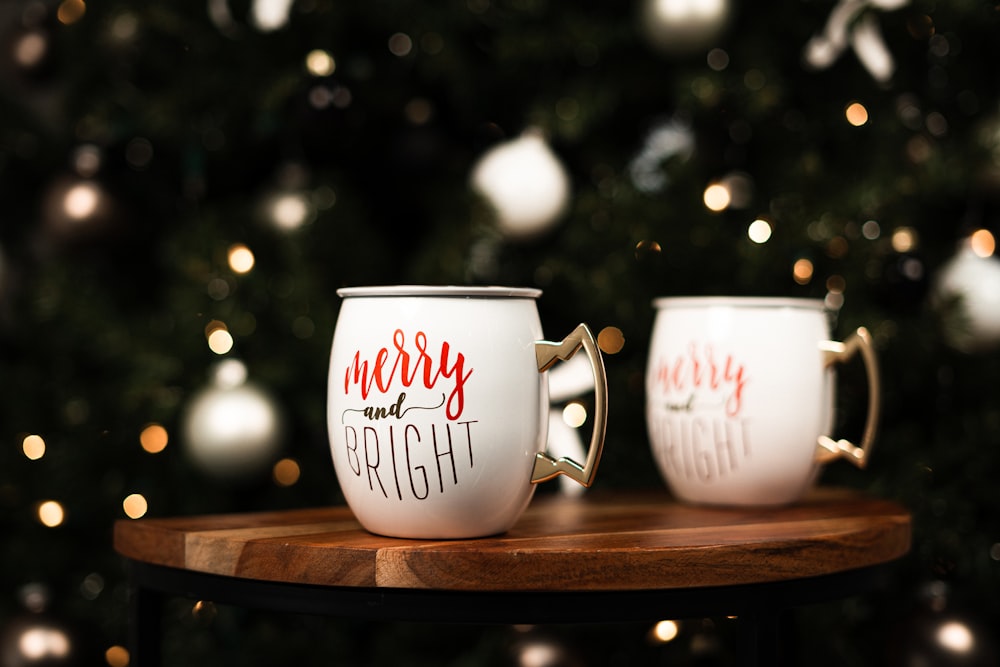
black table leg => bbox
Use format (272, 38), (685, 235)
(128, 578), (163, 667)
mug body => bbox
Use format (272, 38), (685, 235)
(645, 297), (834, 505)
(327, 286), (547, 538)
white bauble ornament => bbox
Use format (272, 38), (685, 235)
(640, 0), (732, 55)
(182, 361), (285, 479)
(933, 245), (1000, 352)
(471, 130), (570, 241)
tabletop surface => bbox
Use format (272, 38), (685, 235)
(113, 487), (911, 593)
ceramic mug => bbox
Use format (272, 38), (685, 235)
(645, 297), (880, 506)
(327, 285), (608, 538)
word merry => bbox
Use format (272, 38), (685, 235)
(343, 329), (473, 420)
(342, 421), (478, 501)
(650, 343), (748, 417)
(649, 414), (752, 483)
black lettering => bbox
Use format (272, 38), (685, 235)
(363, 427), (387, 497)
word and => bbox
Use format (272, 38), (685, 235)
(343, 329), (473, 420)
(340, 391), (444, 423)
(649, 414), (752, 483)
(650, 342), (748, 417)
(342, 420), (478, 501)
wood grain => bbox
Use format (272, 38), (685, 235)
(113, 488), (910, 592)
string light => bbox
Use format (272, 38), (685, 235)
(892, 226), (918, 252)
(305, 49), (335, 76)
(793, 258), (814, 285)
(272, 458), (301, 486)
(388, 32), (413, 57)
(105, 645), (130, 667)
(37, 501), (65, 527)
(845, 101), (869, 126)
(139, 423), (168, 454)
(227, 243), (255, 273)
(747, 218), (772, 243)
(57, 0), (86, 25)
(22, 434), (46, 460)
(122, 493), (148, 519)
(970, 229), (995, 258)
(703, 182), (731, 211)
(205, 321), (234, 355)
(650, 620), (680, 643)
(597, 326), (625, 354)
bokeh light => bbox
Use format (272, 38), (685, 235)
(123, 493), (148, 519)
(273, 458), (301, 486)
(139, 423), (168, 454)
(37, 501), (65, 527)
(598, 326), (625, 354)
(269, 193), (311, 230)
(227, 243), (255, 273)
(970, 229), (995, 258)
(22, 434), (46, 460)
(388, 32), (413, 56)
(57, 0), (86, 25)
(703, 182), (730, 211)
(18, 624), (70, 661)
(747, 218), (772, 243)
(936, 620), (974, 654)
(562, 402), (588, 428)
(63, 182), (101, 221)
(651, 620), (679, 643)
(105, 645), (130, 667)
(305, 49), (336, 76)
(845, 102), (869, 126)
(205, 321), (234, 355)
(793, 258), (814, 285)
(892, 226), (918, 252)
(635, 239), (662, 260)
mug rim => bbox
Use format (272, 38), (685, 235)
(337, 285), (542, 299)
(652, 296), (826, 310)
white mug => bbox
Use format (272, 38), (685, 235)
(645, 297), (880, 506)
(327, 285), (608, 538)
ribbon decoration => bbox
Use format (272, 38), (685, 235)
(803, 0), (909, 84)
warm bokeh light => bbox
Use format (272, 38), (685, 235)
(634, 239), (662, 260)
(105, 645), (130, 667)
(273, 458), (301, 487)
(562, 402), (588, 428)
(208, 330), (234, 354)
(205, 321), (234, 355)
(845, 101), (869, 126)
(19, 625), (70, 660)
(57, 0), (86, 25)
(970, 229), (995, 258)
(63, 182), (100, 220)
(22, 434), (46, 460)
(747, 218), (772, 243)
(305, 49), (336, 76)
(37, 501), (65, 527)
(703, 183), (731, 211)
(651, 620), (679, 643)
(227, 243), (255, 273)
(13, 31), (47, 68)
(123, 493), (148, 519)
(937, 620), (974, 654)
(140, 423), (168, 454)
(792, 258), (814, 285)
(269, 193), (310, 230)
(597, 326), (625, 354)
(891, 226), (918, 252)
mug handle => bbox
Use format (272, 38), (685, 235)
(816, 327), (881, 468)
(531, 323), (608, 487)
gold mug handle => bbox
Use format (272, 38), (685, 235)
(531, 323), (609, 487)
(816, 327), (881, 468)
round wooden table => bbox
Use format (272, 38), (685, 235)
(114, 487), (911, 666)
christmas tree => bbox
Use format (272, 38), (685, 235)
(2, 0), (999, 664)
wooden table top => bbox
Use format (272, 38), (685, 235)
(113, 487), (910, 593)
